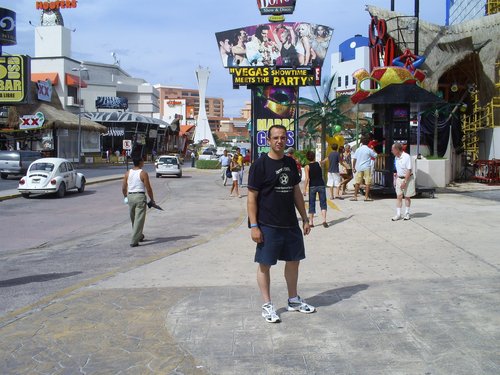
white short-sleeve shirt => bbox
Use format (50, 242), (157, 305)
(395, 152), (412, 177)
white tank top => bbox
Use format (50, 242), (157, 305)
(127, 169), (145, 193)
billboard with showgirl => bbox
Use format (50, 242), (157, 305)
(216, 22), (333, 68)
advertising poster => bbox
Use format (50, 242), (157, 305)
(0, 55), (29, 103)
(95, 96), (128, 110)
(215, 22), (332, 68)
(36, 79), (52, 102)
(256, 0), (296, 15)
(0, 7), (16, 46)
(19, 111), (45, 130)
(163, 99), (186, 125)
(252, 86), (298, 161)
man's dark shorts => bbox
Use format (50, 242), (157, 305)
(255, 225), (306, 266)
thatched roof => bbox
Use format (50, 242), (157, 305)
(4, 84), (107, 133)
(366, 5), (500, 105)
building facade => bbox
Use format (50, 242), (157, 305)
(331, 35), (370, 97)
(29, 21), (182, 161)
(154, 85), (224, 132)
(32, 25), (160, 117)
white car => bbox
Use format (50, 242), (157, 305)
(18, 158), (86, 198)
(198, 148), (218, 161)
(155, 155), (182, 178)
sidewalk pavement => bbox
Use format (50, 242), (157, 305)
(1, 177), (499, 374)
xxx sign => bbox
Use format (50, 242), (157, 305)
(19, 111), (45, 130)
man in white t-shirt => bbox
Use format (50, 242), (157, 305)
(391, 143), (415, 221)
(218, 149), (231, 186)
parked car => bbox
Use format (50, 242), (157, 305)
(18, 158), (86, 198)
(0, 150), (42, 179)
(198, 148), (218, 161)
(155, 155), (182, 178)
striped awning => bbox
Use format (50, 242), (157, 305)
(81, 111), (178, 132)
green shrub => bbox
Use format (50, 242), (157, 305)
(195, 160), (220, 169)
(295, 149), (314, 167)
(425, 155), (447, 160)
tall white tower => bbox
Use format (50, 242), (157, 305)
(193, 66), (215, 146)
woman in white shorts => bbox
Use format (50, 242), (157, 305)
(229, 158), (242, 198)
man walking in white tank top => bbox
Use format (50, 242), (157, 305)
(122, 157), (155, 247)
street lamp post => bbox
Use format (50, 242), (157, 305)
(71, 64), (87, 164)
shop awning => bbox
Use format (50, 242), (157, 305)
(31, 72), (59, 85)
(65, 73), (88, 88)
(81, 111), (177, 132)
(180, 125), (195, 136)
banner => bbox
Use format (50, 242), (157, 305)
(251, 86), (298, 161)
(36, 79), (52, 102)
(0, 55), (29, 103)
(229, 66), (320, 86)
(215, 22), (332, 68)
(95, 96), (128, 109)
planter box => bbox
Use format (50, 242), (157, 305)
(414, 157), (452, 188)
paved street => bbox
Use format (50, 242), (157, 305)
(0, 169), (499, 374)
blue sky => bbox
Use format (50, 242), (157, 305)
(1, 0), (445, 117)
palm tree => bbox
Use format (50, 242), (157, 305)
(297, 75), (351, 161)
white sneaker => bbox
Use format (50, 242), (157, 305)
(391, 215), (402, 221)
(287, 296), (316, 314)
(262, 302), (280, 323)
(403, 213), (411, 220)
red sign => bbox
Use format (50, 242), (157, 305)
(256, 0), (296, 15)
(35, 1), (77, 10)
(167, 100), (183, 106)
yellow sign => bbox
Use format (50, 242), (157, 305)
(229, 67), (319, 86)
(0, 55), (27, 103)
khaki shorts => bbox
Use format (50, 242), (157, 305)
(395, 175), (416, 197)
(355, 169), (372, 185)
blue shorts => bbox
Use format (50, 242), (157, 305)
(254, 225), (306, 266)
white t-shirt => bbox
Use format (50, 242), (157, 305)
(395, 152), (412, 177)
